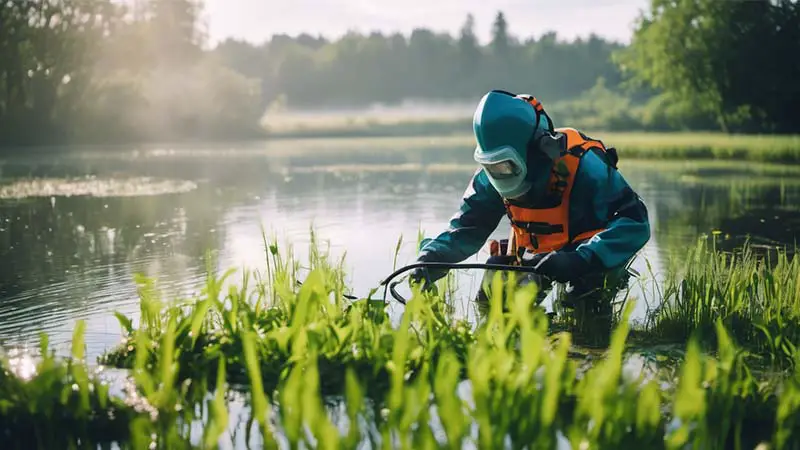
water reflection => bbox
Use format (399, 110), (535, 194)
(0, 187), (227, 356)
(0, 142), (798, 360)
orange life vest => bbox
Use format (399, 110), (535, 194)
(505, 125), (617, 257)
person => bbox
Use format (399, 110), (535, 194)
(409, 89), (651, 310)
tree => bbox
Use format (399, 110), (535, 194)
(458, 14), (481, 67)
(618, 0), (800, 133)
(1, 4), (638, 146)
(0, 0), (121, 144)
(211, 38), (265, 78)
(490, 11), (510, 60)
(149, 0), (204, 66)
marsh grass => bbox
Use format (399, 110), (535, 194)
(603, 132), (800, 163)
(2, 234), (800, 449)
(648, 237), (800, 368)
(63, 130), (799, 169)
(99, 233), (475, 403)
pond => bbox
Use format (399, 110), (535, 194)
(1, 137), (799, 361)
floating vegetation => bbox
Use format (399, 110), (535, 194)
(0, 176), (197, 199)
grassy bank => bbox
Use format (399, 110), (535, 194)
(261, 113), (800, 163)
(603, 132), (800, 163)
(1, 237), (799, 449)
(261, 131), (800, 163)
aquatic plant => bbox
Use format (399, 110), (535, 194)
(0, 323), (140, 449)
(229, 271), (798, 449)
(2, 234), (799, 449)
(648, 237), (800, 369)
(100, 234), (475, 401)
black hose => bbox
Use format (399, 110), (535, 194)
(389, 281), (406, 305)
(298, 262), (542, 306)
(299, 259), (639, 307)
(379, 261), (540, 287)
(379, 261), (542, 305)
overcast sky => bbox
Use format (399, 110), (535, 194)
(202, 0), (650, 46)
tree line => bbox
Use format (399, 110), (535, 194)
(212, 12), (626, 109)
(1, 0), (798, 147)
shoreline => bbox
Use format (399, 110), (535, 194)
(2, 130), (799, 163)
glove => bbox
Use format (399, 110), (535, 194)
(409, 253), (440, 293)
(527, 251), (593, 283)
(409, 267), (438, 294)
(409, 266), (430, 286)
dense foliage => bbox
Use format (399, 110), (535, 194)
(617, 0), (800, 134)
(1, 0), (798, 147)
(0, 0), (262, 146)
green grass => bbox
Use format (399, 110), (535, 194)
(1, 235), (800, 449)
(262, 123), (800, 163)
(99, 233), (475, 401)
(601, 132), (800, 163)
(645, 237), (800, 368)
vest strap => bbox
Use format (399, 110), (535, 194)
(510, 220), (564, 235)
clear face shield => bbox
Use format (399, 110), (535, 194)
(473, 145), (531, 198)
(481, 159), (522, 180)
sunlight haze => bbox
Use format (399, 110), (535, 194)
(204, 0), (649, 45)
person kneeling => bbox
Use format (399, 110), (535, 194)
(410, 90), (650, 310)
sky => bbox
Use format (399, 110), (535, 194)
(202, 0), (651, 46)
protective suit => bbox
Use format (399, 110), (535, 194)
(412, 90), (651, 306)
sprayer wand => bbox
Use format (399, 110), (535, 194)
(377, 261), (543, 304)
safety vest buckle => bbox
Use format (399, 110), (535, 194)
(519, 221), (564, 235)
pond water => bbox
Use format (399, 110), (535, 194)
(1, 137), (799, 361)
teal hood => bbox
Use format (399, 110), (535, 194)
(472, 90), (552, 198)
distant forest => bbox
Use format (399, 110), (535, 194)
(214, 13), (627, 108)
(1, 0), (798, 146)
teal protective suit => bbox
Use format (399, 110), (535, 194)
(416, 91), (651, 282)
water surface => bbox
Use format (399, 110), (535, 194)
(1, 138), (798, 360)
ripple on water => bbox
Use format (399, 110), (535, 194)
(0, 254), (208, 360)
(0, 176), (197, 199)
